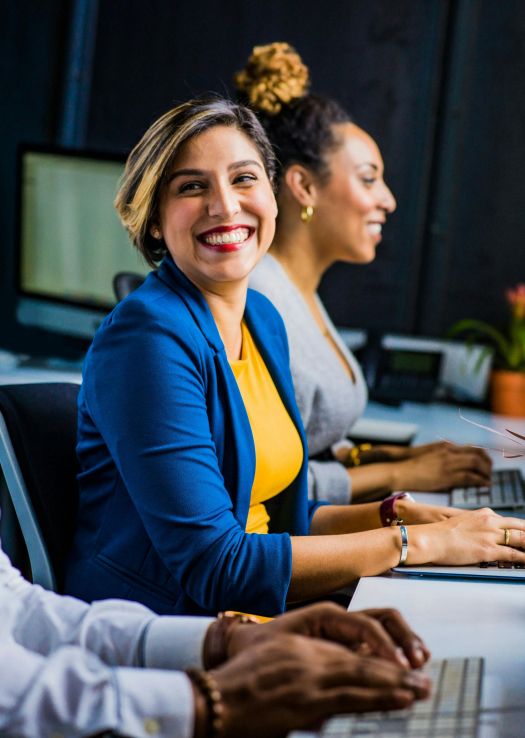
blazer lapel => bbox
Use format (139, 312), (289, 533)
(157, 256), (256, 524)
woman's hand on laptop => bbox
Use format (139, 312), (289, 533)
(407, 507), (525, 566)
(390, 442), (492, 492)
(223, 602), (430, 669)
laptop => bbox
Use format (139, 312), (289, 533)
(392, 561), (525, 581)
(450, 468), (525, 511)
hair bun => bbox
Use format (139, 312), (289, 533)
(235, 42), (309, 115)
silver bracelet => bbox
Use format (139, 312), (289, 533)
(398, 525), (409, 565)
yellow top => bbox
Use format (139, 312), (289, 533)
(230, 322), (303, 534)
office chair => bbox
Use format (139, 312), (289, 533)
(0, 383), (80, 591)
(112, 271), (145, 301)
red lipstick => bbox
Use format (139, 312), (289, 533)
(197, 224), (254, 253)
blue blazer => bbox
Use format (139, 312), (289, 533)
(65, 256), (325, 616)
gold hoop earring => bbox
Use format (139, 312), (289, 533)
(300, 205), (314, 224)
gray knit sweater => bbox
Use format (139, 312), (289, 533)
(250, 254), (367, 504)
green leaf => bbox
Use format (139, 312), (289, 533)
(447, 319), (512, 367)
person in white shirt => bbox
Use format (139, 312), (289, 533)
(0, 536), (431, 737)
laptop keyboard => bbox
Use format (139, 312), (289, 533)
(451, 468), (525, 510)
(311, 657), (483, 738)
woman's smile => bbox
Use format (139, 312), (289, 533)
(364, 219), (385, 242)
(197, 224), (255, 252)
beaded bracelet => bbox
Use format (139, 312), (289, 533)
(186, 668), (224, 738)
(203, 612), (258, 669)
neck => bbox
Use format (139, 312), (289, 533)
(270, 222), (334, 296)
(200, 282), (246, 361)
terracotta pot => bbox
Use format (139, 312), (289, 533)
(490, 369), (525, 417)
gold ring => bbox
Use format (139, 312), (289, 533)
(504, 528), (511, 546)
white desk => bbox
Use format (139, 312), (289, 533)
(350, 402), (525, 734)
(350, 574), (525, 709)
(0, 366), (82, 386)
(365, 399), (525, 456)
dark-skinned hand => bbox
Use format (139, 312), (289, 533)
(226, 602), (430, 670)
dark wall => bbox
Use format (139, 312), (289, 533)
(2, 0), (525, 356)
(417, 0), (525, 335)
(1, 1), (72, 356)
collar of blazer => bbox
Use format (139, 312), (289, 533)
(155, 255), (283, 355)
(157, 255), (225, 353)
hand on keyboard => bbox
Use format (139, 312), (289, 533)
(451, 468), (525, 510)
(317, 657), (483, 738)
(407, 507), (525, 567)
(227, 602), (431, 670)
(390, 441), (492, 492)
(212, 634), (431, 738)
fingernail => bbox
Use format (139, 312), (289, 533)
(403, 671), (431, 689)
(412, 645), (426, 664)
(395, 647), (410, 668)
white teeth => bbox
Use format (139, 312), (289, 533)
(367, 223), (382, 235)
(202, 228), (250, 245)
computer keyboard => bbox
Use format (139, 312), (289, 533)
(307, 657), (484, 738)
(450, 468), (525, 510)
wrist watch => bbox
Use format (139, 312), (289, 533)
(380, 492), (415, 527)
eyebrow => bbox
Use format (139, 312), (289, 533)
(355, 162), (379, 172)
(168, 159), (263, 182)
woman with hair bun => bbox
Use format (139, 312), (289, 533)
(66, 95), (524, 622)
(243, 42), (492, 505)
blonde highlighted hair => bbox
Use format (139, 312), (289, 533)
(115, 97), (277, 267)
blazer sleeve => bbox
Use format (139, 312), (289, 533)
(84, 300), (293, 616)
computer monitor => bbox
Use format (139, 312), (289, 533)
(14, 145), (150, 353)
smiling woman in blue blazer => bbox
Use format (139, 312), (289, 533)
(65, 98), (525, 617)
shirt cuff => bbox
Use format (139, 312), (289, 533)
(116, 668), (195, 738)
(142, 616), (215, 671)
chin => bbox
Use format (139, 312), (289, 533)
(211, 260), (258, 284)
(340, 249), (377, 265)
(357, 238), (379, 263)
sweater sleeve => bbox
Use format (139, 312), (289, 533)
(84, 301), (292, 616)
(307, 460), (352, 504)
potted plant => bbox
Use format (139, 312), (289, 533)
(448, 284), (525, 416)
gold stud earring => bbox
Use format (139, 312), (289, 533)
(300, 205), (314, 224)
(152, 228), (162, 240)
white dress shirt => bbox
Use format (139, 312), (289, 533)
(0, 541), (214, 737)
